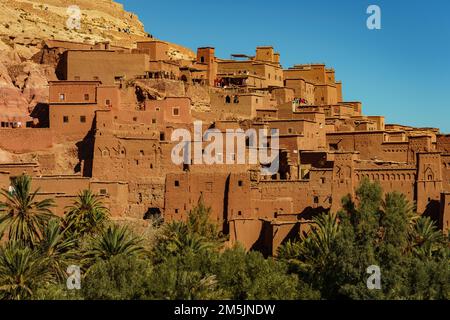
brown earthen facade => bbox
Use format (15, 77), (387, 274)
(1, 40), (449, 256)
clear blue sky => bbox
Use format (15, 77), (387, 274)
(119, 0), (450, 133)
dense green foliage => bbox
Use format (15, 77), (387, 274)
(278, 178), (449, 300)
(0, 175), (448, 300)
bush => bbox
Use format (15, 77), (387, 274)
(81, 254), (151, 300)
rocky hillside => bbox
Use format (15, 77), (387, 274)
(0, 0), (195, 128)
(0, 0), (196, 55)
(0, 0), (149, 47)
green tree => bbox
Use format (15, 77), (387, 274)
(63, 190), (109, 238)
(39, 219), (78, 281)
(213, 246), (301, 300)
(83, 224), (146, 268)
(278, 213), (342, 299)
(81, 254), (151, 300)
(0, 241), (54, 300)
(409, 216), (446, 259)
(152, 199), (223, 262)
(187, 195), (224, 244)
(153, 221), (215, 262)
(0, 175), (55, 247)
(298, 213), (340, 273)
(147, 249), (226, 300)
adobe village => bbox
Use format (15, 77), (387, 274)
(0, 0), (449, 256)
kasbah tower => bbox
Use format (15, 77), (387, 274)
(0, 0), (449, 256)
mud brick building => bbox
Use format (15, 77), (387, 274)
(1, 39), (449, 255)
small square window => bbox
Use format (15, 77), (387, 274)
(63, 116), (69, 123)
(152, 119), (157, 124)
(80, 116), (86, 123)
(105, 99), (111, 106)
(173, 108), (180, 116)
(238, 180), (243, 187)
(99, 189), (107, 195)
(84, 94), (89, 101)
(59, 94), (65, 101)
(175, 209), (179, 214)
(175, 180), (180, 187)
(133, 117), (138, 122)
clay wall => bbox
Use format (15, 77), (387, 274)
(284, 64), (326, 84)
(440, 193), (450, 234)
(49, 81), (99, 104)
(145, 97), (192, 124)
(63, 50), (149, 84)
(135, 41), (170, 61)
(437, 135), (450, 153)
(314, 84), (338, 105)
(0, 129), (53, 152)
(416, 152), (443, 214)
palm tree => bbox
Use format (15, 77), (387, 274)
(0, 175), (55, 247)
(277, 239), (302, 260)
(83, 224), (145, 267)
(39, 219), (78, 281)
(63, 190), (109, 237)
(175, 271), (221, 300)
(0, 241), (54, 300)
(176, 232), (215, 253)
(298, 213), (340, 271)
(409, 216), (445, 258)
(154, 221), (214, 260)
